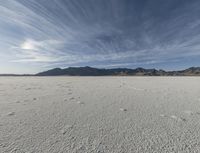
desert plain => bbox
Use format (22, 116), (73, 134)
(0, 77), (200, 153)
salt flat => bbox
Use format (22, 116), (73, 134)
(0, 77), (200, 153)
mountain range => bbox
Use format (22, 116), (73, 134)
(35, 66), (200, 76)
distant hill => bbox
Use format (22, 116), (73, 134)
(36, 66), (200, 76)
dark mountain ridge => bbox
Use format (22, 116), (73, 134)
(36, 66), (200, 76)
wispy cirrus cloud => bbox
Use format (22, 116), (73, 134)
(0, 0), (200, 73)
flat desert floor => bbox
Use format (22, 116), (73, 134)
(0, 77), (200, 153)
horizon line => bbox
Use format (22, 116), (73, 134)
(0, 66), (199, 75)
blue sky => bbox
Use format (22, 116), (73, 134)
(0, 0), (200, 74)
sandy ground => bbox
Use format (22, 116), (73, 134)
(0, 77), (200, 153)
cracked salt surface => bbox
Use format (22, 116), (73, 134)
(0, 77), (200, 152)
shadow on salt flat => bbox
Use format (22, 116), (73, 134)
(7, 112), (15, 116)
(60, 125), (74, 135)
(120, 108), (127, 112)
(70, 97), (75, 100)
(183, 110), (200, 116)
(170, 115), (186, 122)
